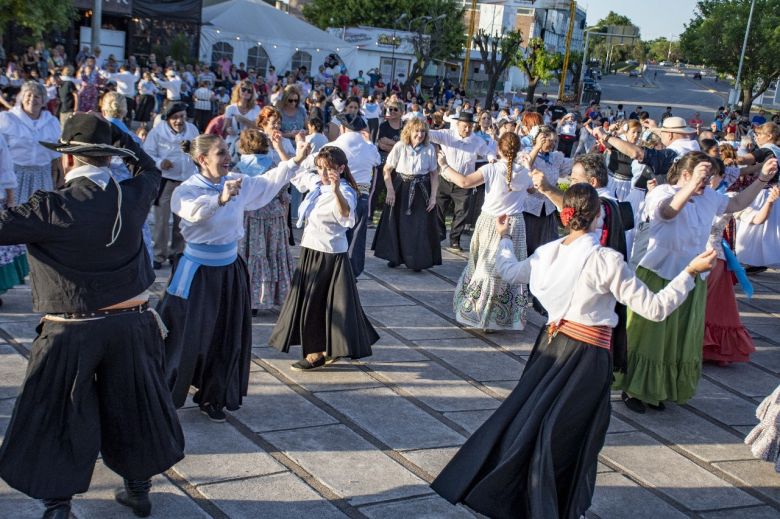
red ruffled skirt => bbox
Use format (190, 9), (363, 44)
(703, 259), (754, 363)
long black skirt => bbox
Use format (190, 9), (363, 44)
(431, 329), (612, 519)
(372, 173), (442, 270)
(0, 312), (184, 499)
(158, 257), (252, 410)
(523, 208), (560, 257)
(135, 94), (156, 123)
(269, 248), (378, 358)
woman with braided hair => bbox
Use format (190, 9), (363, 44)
(432, 183), (717, 519)
(438, 132), (532, 332)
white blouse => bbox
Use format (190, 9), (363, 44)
(520, 149), (572, 216)
(0, 134), (16, 200)
(429, 128), (495, 175)
(171, 159), (299, 244)
(331, 131), (381, 185)
(639, 184), (729, 280)
(0, 106), (61, 167)
(496, 237), (695, 327)
(479, 159), (532, 216)
(291, 171), (357, 254)
(143, 121), (200, 182)
(386, 142), (437, 176)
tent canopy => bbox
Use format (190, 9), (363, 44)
(200, 0), (356, 73)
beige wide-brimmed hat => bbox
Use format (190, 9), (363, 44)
(651, 116), (696, 135)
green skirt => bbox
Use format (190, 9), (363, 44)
(613, 266), (706, 406)
(0, 253), (28, 295)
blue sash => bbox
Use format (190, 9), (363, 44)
(166, 241), (238, 299)
(721, 239), (753, 298)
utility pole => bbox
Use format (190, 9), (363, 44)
(91, 0), (102, 54)
(461, 0), (478, 90)
(558, 0), (576, 101)
(733, 0), (757, 110)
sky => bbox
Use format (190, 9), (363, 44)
(580, 0), (701, 40)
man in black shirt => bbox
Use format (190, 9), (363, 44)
(57, 65), (77, 125)
(0, 114), (184, 519)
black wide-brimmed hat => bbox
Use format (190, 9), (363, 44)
(39, 113), (137, 159)
(455, 111), (475, 124)
(162, 102), (189, 120)
(336, 113), (368, 131)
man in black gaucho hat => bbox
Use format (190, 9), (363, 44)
(429, 110), (496, 252)
(0, 113), (184, 519)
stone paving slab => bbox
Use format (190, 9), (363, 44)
(400, 447), (460, 478)
(700, 505), (780, 518)
(357, 279), (417, 307)
(173, 408), (286, 487)
(261, 424), (430, 506)
(687, 379), (764, 427)
(625, 404), (756, 463)
(359, 494), (475, 519)
(601, 432), (760, 510)
(198, 472), (348, 519)
(442, 410), (494, 434)
(261, 357), (386, 393)
(702, 363), (780, 398)
(315, 387), (465, 450)
(412, 337), (524, 382)
(365, 305), (473, 341)
(0, 344), (27, 400)
(712, 460), (780, 504)
(589, 472), (690, 519)
(72, 461), (210, 518)
(234, 371), (339, 433)
(356, 335), (428, 364)
(0, 477), (43, 518)
(366, 361), (501, 412)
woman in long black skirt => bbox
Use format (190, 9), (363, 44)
(372, 117), (441, 271)
(269, 146), (378, 370)
(431, 184), (717, 518)
(158, 133), (308, 422)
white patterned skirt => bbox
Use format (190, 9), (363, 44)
(15, 164), (54, 204)
(453, 213), (529, 330)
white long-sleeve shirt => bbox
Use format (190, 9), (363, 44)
(495, 237), (695, 327)
(143, 121), (200, 182)
(291, 171), (357, 254)
(331, 131), (381, 185)
(172, 159), (299, 244)
(155, 76), (182, 101)
(519, 149), (572, 216)
(0, 134), (17, 200)
(429, 128), (496, 175)
(0, 106), (61, 167)
(103, 70), (140, 97)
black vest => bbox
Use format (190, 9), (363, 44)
(0, 138), (161, 313)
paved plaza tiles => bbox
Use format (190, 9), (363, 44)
(1, 231), (778, 518)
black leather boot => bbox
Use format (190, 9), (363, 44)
(114, 478), (152, 517)
(41, 498), (71, 519)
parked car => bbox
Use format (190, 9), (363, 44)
(629, 69), (639, 77)
(659, 61), (670, 67)
(692, 72), (702, 80)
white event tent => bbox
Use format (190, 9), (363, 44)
(200, 0), (358, 75)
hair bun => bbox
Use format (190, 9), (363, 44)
(568, 214), (591, 232)
(180, 140), (192, 154)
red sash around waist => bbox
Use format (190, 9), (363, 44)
(547, 320), (612, 350)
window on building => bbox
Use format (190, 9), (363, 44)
(211, 42), (234, 67)
(247, 45), (270, 76)
(379, 57), (410, 81)
(291, 50), (312, 74)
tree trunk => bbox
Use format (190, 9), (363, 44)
(404, 60), (426, 95)
(526, 78), (539, 103)
(484, 75), (497, 110)
(740, 85), (754, 117)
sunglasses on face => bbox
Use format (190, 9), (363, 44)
(387, 107), (400, 112)
(288, 98), (299, 104)
(240, 88), (252, 93)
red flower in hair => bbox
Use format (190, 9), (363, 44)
(560, 207), (576, 227)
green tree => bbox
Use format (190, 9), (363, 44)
(588, 11), (640, 72)
(681, 0), (780, 114)
(646, 37), (682, 63)
(0, 0), (76, 39)
(303, 0), (465, 87)
(473, 29), (524, 109)
(514, 37), (561, 102)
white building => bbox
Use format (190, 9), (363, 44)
(461, 0), (587, 93)
(325, 27), (422, 84)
